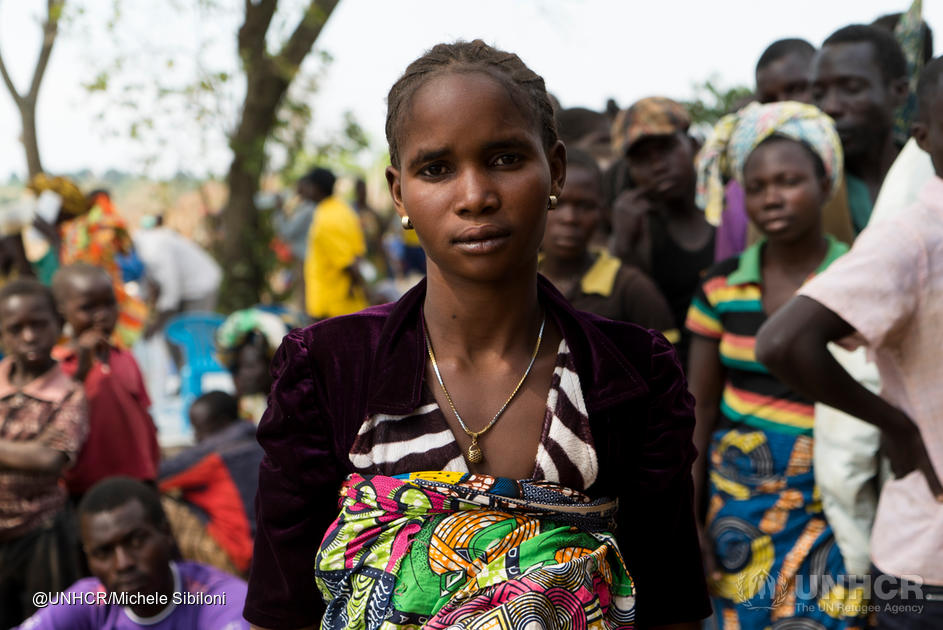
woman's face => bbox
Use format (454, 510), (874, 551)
(234, 341), (272, 397)
(541, 165), (602, 261)
(386, 70), (566, 283)
(742, 138), (829, 243)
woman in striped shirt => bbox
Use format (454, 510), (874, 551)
(687, 102), (864, 630)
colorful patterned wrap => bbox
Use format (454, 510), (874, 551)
(707, 427), (868, 629)
(59, 194), (148, 348)
(315, 472), (636, 630)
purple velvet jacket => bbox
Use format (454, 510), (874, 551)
(244, 276), (711, 629)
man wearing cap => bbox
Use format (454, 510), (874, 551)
(609, 96), (715, 366)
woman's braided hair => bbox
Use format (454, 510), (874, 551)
(385, 40), (558, 169)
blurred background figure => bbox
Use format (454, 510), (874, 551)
(0, 280), (86, 629)
(556, 106), (618, 246)
(539, 148), (678, 341)
(51, 263), (159, 503)
(134, 214), (222, 339)
(301, 167), (368, 319)
(159, 391), (263, 577)
(610, 96), (715, 366)
(45, 183), (149, 349)
(273, 172), (319, 310)
(14, 477), (250, 629)
(215, 307), (293, 423)
(352, 178), (389, 281)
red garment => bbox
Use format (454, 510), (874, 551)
(53, 346), (159, 495)
(159, 452), (254, 572)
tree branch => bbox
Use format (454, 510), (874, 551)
(277, 0), (338, 69)
(238, 0), (278, 64)
(27, 0), (64, 101)
(0, 11), (24, 106)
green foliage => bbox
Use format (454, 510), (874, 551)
(78, 1), (364, 309)
(49, 0), (67, 23)
(281, 110), (371, 182)
(79, 2), (362, 182)
(682, 76), (754, 126)
(83, 71), (109, 92)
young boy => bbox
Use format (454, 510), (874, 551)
(51, 263), (159, 500)
(609, 97), (715, 366)
(0, 279), (87, 628)
(539, 148), (679, 341)
(757, 55), (943, 627)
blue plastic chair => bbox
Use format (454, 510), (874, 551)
(164, 312), (228, 426)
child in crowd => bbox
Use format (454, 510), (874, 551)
(245, 40), (709, 630)
(539, 147), (678, 341)
(0, 279), (87, 628)
(51, 263), (159, 500)
(609, 97), (716, 366)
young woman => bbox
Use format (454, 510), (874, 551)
(689, 102), (866, 629)
(215, 307), (296, 423)
(245, 41), (709, 630)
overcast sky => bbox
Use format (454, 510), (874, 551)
(0, 0), (939, 178)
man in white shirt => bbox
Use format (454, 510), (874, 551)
(134, 216), (222, 338)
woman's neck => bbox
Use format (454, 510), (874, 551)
(763, 230), (829, 280)
(423, 264), (543, 362)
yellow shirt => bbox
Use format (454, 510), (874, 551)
(402, 224), (422, 247)
(304, 196), (368, 318)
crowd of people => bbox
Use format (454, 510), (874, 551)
(0, 3), (940, 630)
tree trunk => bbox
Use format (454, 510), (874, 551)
(20, 99), (44, 178)
(216, 0), (338, 312)
(220, 160), (264, 310)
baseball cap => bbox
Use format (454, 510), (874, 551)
(612, 96), (691, 156)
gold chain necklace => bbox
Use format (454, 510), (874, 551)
(423, 314), (546, 464)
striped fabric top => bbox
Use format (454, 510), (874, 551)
(685, 236), (848, 435)
(348, 339), (599, 491)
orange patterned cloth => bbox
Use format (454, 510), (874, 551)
(59, 193), (148, 348)
(315, 472), (636, 630)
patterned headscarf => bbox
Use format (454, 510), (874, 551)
(215, 308), (295, 371)
(696, 101), (843, 225)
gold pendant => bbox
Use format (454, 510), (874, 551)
(467, 439), (483, 463)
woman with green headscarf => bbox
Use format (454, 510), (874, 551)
(687, 102), (866, 629)
(215, 307), (300, 423)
